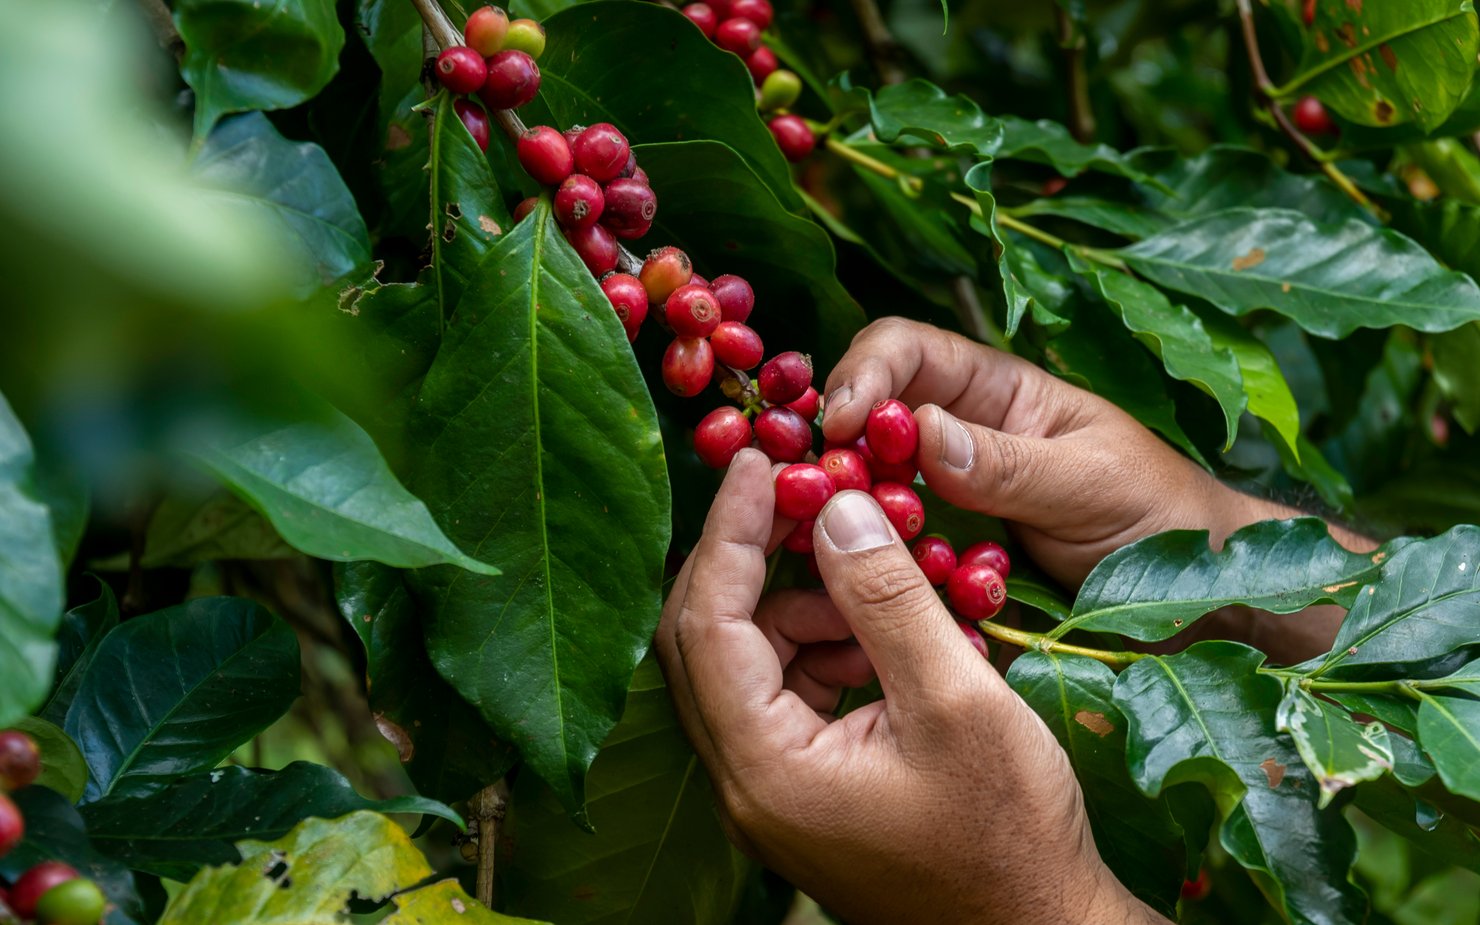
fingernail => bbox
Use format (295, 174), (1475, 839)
(822, 491), (893, 552)
(940, 413), (975, 470)
(823, 386), (852, 423)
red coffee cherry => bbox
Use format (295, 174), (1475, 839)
(865, 398), (919, 465)
(852, 435), (916, 484)
(572, 123), (632, 183)
(958, 621), (989, 658)
(714, 17), (761, 54)
(782, 520), (815, 554)
(774, 463), (837, 521)
(453, 100), (491, 151)
(0, 730), (41, 791)
(639, 246), (694, 303)
(694, 406), (753, 468)
(564, 222), (619, 276)
(746, 46), (778, 84)
(513, 196), (540, 222)
(480, 49), (541, 110)
(600, 273), (648, 340)
(9, 861), (80, 919)
(957, 540), (1011, 580)
(1301, 0), (1316, 26)
(947, 562), (1007, 621)
(709, 274), (754, 322)
(757, 351), (812, 405)
(768, 114), (816, 162)
(1293, 96), (1337, 135)
(1181, 869), (1213, 902)
(754, 406), (812, 462)
(729, 0), (774, 28)
(709, 321), (764, 370)
(709, 0), (734, 15)
(504, 18), (547, 59)
(553, 174), (605, 230)
(786, 387), (820, 421)
(682, 2), (719, 37)
(602, 177), (658, 239)
(912, 536), (957, 586)
(870, 481), (924, 540)
(435, 46), (488, 95)
(818, 447), (871, 492)
(0, 792), (22, 858)
(516, 126), (574, 185)
(465, 5), (510, 56)
(666, 284), (722, 338)
(663, 337), (714, 396)
(689, 273), (710, 290)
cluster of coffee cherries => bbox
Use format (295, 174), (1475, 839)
(678, 0), (816, 162)
(434, 5), (548, 151)
(0, 731), (106, 925)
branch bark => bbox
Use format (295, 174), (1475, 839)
(470, 780), (511, 906)
(1054, 6), (1095, 143)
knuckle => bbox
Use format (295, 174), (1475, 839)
(981, 432), (1029, 491)
(850, 557), (936, 621)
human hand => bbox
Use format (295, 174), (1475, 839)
(655, 449), (1168, 925)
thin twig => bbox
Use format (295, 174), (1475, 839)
(470, 780), (511, 906)
(846, 0), (906, 86)
(974, 619), (1146, 668)
(1054, 6), (1095, 144)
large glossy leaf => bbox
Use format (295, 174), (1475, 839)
(384, 879), (550, 924)
(1388, 195), (1480, 280)
(996, 116), (1156, 184)
(109, 491), (292, 569)
(1114, 208), (1480, 338)
(175, 0), (344, 138)
(357, 0), (431, 239)
(429, 92), (511, 323)
(66, 597), (300, 802)
(1420, 658), (1480, 695)
(407, 203), (670, 821)
(0, 788), (143, 925)
(1114, 643), (1366, 925)
(13, 716), (88, 803)
(1051, 518), (1398, 643)
(1352, 776), (1480, 875)
(1005, 653), (1184, 915)
(1314, 525), (1480, 675)
(0, 392), (63, 728)
(963, 161), (1029, 340)
(862, 79), (1005, 155)
(1276, 684), (1393, 808)
(38, 580), (119, 727)
(1359, 462), (1480, 534)
(81, 761), (460, 880)
(1432, 321), (1480, 433)
(502, 658), (750, 924)
(192, 404), (498, 575)
(1136, 146), (1371, 228)
(1275, 1), (1480, 131)
(1192, 307), (1303, 457)
(1416, 694), (1480, 801)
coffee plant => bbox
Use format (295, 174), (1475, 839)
(2, 0), (1479, 921)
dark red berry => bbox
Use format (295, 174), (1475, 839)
(572, 123), (632, 183)
(436, 46), (488, 94)
(601, 273), (648, 339)
(709, 321), (764, 370)
(663, 337), (714, 396)
(683, 2), (718, 37)
(768, 114), (815, 162)
(709, 274), (754, 322)
(1182, 869), (1212, 902)
(563, 124), (586, 147)
(714, 17), (761, 54)
(818, 447), (871, 492)
(564, 222), (619, 276)
(639, 246), (694, 303)
(1302, 0), (1316, 26)
(870, 481), (924, 540)
(958, 541), (1011, 579)
(947, 562), (1007, 621)
(746, 46), (778, 83)
(757, 351), (812, 405)
(806, 552), (822, 580)
(1293, 96), (1337, 135)
(465, 5), (510, 56)
(853, 435), (916, 484)
(0, 730), (40, 791)
(602, 177), (658, 239)
(912, 536), (956, 586)
(0, 792), (22, 858)
(453, 100), (491, 151)
(513, 196), (540, 222)
(865, 398), (919, 465)
(618, 152), (638, 179)
(666, 284), (722, 338)
(786, 387), (820, 421)
(517, 126), (574, 185)
(9, 861), (79, 919)
(553, 174), (605, 230)
(729, 0), (774, 27)
(480, 49), (541, 110)
(754, 406), (812, 462)
(775, 463), (836, 521)
(783, 520), (815, 554)
(958, 621), (989, 658)
(1041, 176), (1069, 197)
(709, 0), (734, 15)
(689, 273), (710, 289)
(694, 406), (752, 468)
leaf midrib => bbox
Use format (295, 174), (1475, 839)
(1278, 8), (1473, 97)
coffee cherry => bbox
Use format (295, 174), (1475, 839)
(759, 69), (802, 111)
(694, 406), (753, 468)
(572, 123), (632, 183)
(957, 541), (1011, 579)
(853, 435), (916, 484)
(709, 274), (754, 322)
(0, 730), (40, 791)
(947, 562), (1007, 621)
(757, 351), (812, 405)
(465, 5), (510, 56)
(682, 2), (719, 37)
(639, 246), (694, 303)
(1181, 869), (1212, 902)
(1293, 96), (1337, 135)
(564, 222), (619, 276)
(775, 463), (836, 521)
(818, 447), (871, 492)
(453, 100), (491, 151)
(1301, 0), (1316, 26)
(958, 621), (989, 658)
(729, 0), (774, 28)
(631, 165), (650, 186)
(782, 520), (815, 554)
(0, 792), (22, 857)
(663, 337), (714, 396)
(709, 321), (763, 370)
(513, 196), (540, 222)
(865, 398), (919, 465)
(10, 862), (80, 919)
(553, 174), (604, 230)
(516, 125), (573, 185)
(786, 387), (820, 421)
(768, 114), (816, 162)
(436, 46), (488, 95)
(714, 17), (761, 54)
(35, 877), (107, 925)
(503, 18), (547, 59)
(602, 177), (658, 239)
(870, 481), (923, 540)
(601, 273), (648, 339)
(666, 284), (722, 338)
(480, 49), (541, 110)
(754, 406), (812, 462)
(911, 536), (956, 586)
(746, 46), (778, 84)
(1041, 176), (1069, 197)
(709, 0), (734, 16)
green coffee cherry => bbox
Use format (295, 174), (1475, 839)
(503, 19), (547, 59)
(34, 878), (107, 925)
(759, 69), (802, 112)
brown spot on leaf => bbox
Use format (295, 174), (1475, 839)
(374, 714), (415, 763)
(478, 215), (501, 234)
(1336, 22), (1357, 47)
(1315, 30), (1330, 53)
(386, 123), (412, 151)
(1379, 43), (1398, 71)
(1374, 99), (1395, 123)
(1322, 581), (1357, 593)
(1260, 757), (1287, 788)
(1232, 248), (1266, 271)
(1281, 282), (1292, 293)
(1074, 711), (1114, 736)
(1345, 0), (1362, 11)
(573, 884), (600, 901)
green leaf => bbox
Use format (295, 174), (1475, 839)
(192, 404), (499, 576)
(407, 202), (670, 821)
(384, 879), (551, 924)
(1136, 146), (1371, 228)
(1114, 208), (1480, 338)
(81, 762), (461, 881)
(996, 116), (1157, 184)
(357, 0), (431, 239)
(1193, 308), (1302, 458)
(1358, 461), (1480, 534)
(65, 597), (300, 802)
(1275, 1), (1480, 131)
(502, 658), (750, 923)
(1418, 658), (1480, 695)
(963, 161), (1029, 341)
(1275, 684), (1394, 808)
(0, 392), (63, 728)
(0, 786), (145, 925)
(429, 93), (511, 320)
(1314, 525), (1480, 676)
(90, 491), (293, 571)
(862, 79), (1005, 155)
(1416, 693), (1480, 801)
(192, 112), (370, 298)
(175, 0), (344, 138)
(1353, 776), (1480, 874)
(12, 716), (88, 804)
(1387, 196), (1480, 281)
(38, 580), (117, 728)
(1052, 518), (1396, 643)
(1114, 642), (1366, 925)
(1432, 322), (1480, 433)
(1005, 653), (1184, 915)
